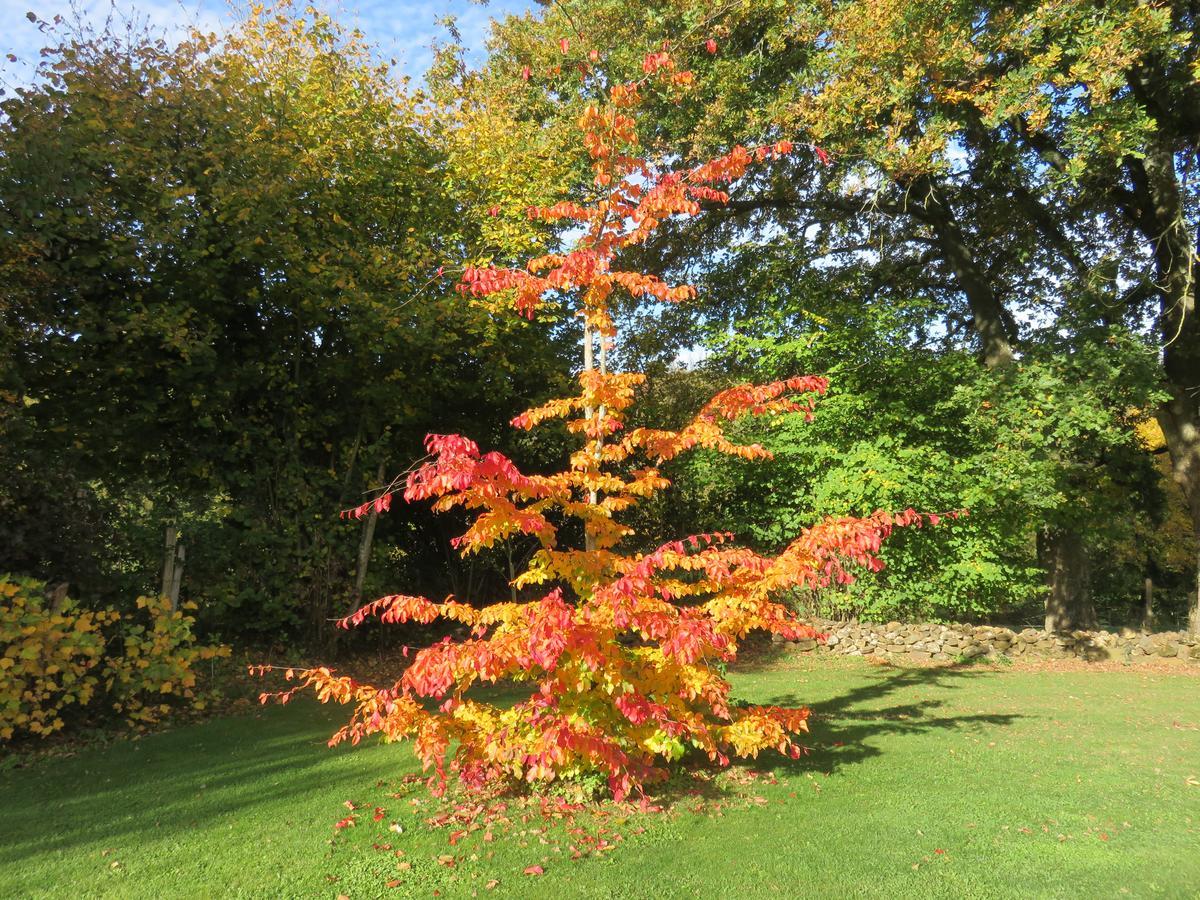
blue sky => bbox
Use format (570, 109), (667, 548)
(1, 0), (536, 86)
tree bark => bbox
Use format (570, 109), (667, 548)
(1142, 568), (1155, 632)
(905, 175), (1017, 369)
(582, 322), (598, 553)
(1038, 527), (1096, 632)
(1128, 139), (1200, 637)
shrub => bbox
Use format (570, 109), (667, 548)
(0, 577), (229, 740)
(0, 577), (115, 739)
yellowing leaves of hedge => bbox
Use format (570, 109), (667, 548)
(0, 577), (229, 740)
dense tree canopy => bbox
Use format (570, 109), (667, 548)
(0, 7), (571, 643)
(3, 0), (1197, 644)
(430, 0), (1200, 631)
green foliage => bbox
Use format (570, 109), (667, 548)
(0, 6), (572, 642)
(0, 577), (229, 740)
(632, 281), (1165, 623)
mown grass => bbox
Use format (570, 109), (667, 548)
(2, 653), (1198, 899)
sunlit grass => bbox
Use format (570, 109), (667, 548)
(2, 654), (1197, 898)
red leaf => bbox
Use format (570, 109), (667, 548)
(705, 38), (718, 54)
(559, 38), (569, 54)
(521, 65), (531, 81)
(524, 865), (545, 876)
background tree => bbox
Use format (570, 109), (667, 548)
(0, 5), (571, 645)
(435, 0), (1197, 631)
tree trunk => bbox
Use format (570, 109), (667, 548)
(352, 460), (388, 604)
(582, 322), (598, 553)
(160, 525), (184, 610)
(1038, 527), (1096, 632)
(1131, 139), (1200, 637)
(908, 174), (1016, 369)
(1142, 571), (1155, 632)
(1155, 341), (1200, 637)
(506, 541), (518, 603)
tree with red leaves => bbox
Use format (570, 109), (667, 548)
(255, 49), (952, 802)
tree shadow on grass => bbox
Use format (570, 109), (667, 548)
(753, 663), (1024, 779)
(0, 664), (1025, 872)
(620, 662), (1027, 809)
(0, 701), (412, 871)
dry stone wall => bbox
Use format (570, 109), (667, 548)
(774, 619), (1200, 665)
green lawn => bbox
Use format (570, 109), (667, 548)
(2, 654), (1198, 899)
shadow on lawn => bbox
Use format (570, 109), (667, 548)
(0, 664), (1024, 867)
(0, 702), (404, 868)
(757, 663), (1024, 779)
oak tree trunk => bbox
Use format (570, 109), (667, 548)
(1038, 527), (1096, 632)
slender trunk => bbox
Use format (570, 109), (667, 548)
(1037, 527), (1096, 632)
(582, 321), (598, 553)
(160, 525), (184, 610)
(352, 460), (387, 604)
(1192, 548), (1200, 636)
(438, 518), (462, 598)
(1142, 570), (1155, 632)
(506, 541), (518, 603)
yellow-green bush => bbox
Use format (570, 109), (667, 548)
(0, 577), (229, 740)
(105, 595), (231, 724)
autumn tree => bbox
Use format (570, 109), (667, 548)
(257, 50), (946, 800)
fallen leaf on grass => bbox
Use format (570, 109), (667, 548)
(523, 865), (544, 876)
(437, 854), (456, 867)
(386, 879), (403, 888)
(485, 880), (499, 890)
